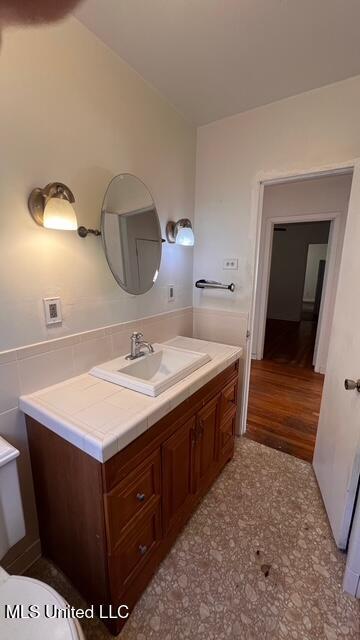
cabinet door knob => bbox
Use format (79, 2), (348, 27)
(136, 492), (146, 502)
(138, 544), (147, 555)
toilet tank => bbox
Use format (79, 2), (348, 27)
(0, 436), (25, 559)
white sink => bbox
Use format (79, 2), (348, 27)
(90, 344), (211, 397)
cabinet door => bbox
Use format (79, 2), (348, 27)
(195, 395), (220, 494)
(162, 416), (196, 534)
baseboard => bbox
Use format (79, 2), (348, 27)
(3, 538), (41, 575)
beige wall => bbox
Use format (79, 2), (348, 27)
(258, 173), (352, 324)
(194, 76), (360, 430)
(262, 174), (353, 222)
(0, 16), (196, 351)
(194, 75), (360, 335)
(303, 243), (328, 302)
(252, 174), (352, 368)
(0, 17), (196, 573)
(267, 221), (330, 322)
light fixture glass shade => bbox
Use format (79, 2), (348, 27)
(43, 197), (78, 231)
(175, 226), (195, 246)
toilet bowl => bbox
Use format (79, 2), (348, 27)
(0, 566), (85, 640)
(0, 436), (84, 640)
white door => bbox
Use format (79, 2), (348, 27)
(313, 161), (360, 550)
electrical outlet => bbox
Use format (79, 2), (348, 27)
(223, 258), (238, 270)
(43, 297), (62, 326)
(168, 285), (175, 302)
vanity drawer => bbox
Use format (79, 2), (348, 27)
(104, 450), (161, 551)
(109, 503), (162, 599)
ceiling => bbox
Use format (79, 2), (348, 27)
(75, 0), (360, 125)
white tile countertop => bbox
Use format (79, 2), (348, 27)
(19, 337), (242, 463)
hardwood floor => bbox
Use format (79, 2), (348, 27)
(246, 360), (324, 462)
(264, 318), (318, 368)
(247, 318), (324, 462)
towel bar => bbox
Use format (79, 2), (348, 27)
(195, 279), (235, 292)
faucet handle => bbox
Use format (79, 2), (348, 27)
(131, 331), (143, 341)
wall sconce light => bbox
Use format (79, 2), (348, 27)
(166, 218), (195, 246)
(28, 182), (78, 231)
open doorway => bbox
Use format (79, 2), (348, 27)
(245, 172), (353, 462)
(263, 220), (330, 368)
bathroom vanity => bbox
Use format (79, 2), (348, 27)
(20, 337), (241, 635)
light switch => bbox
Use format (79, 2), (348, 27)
(43, 297), (62, 326)
(223, 258), (238, 270)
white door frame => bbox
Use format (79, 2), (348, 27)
(253, 211), (344, 372)
(240, 161), (355, 434)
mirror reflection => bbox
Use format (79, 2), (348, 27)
(101, 174), (162, 295)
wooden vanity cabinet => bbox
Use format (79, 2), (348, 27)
(26, 360), (239, 635)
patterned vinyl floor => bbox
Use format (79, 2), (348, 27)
(27, 438), (360, 639)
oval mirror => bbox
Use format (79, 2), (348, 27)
(101, 174), (162, 295)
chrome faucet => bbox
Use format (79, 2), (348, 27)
(126, 332), (154, 360)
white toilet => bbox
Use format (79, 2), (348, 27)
(0, 436), (85, 640)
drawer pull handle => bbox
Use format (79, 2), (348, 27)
(139, 544), (147, 555)
(136, 492), (146, 502)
